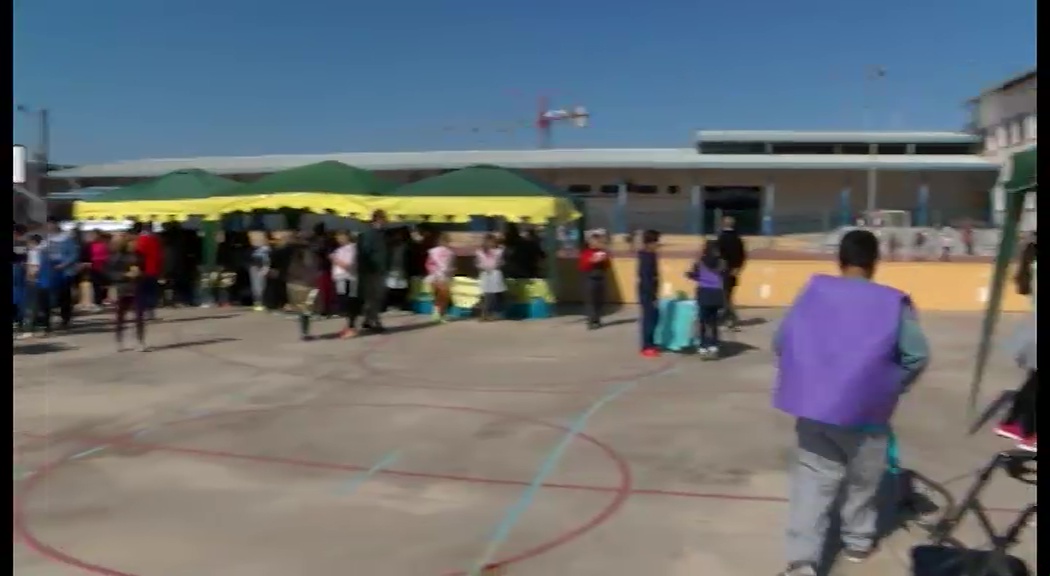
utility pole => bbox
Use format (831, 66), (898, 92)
(15, 105), (51, 223)
(865, 67), (885, 213)
(15, 105), (50, 196)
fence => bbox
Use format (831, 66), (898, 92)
(582, 202), (993, 238)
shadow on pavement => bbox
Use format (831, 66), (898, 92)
(14, 341), (77, 355)
(62, 312), (241, 337)
(148, 337), (240, 352)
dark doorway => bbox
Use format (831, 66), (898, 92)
(702, 186), (762, 234)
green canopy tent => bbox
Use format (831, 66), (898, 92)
(969, 146), (1037, 423)
(205, 160), (396, 219)
(73, 169), (239, 221)
(378, 164), (581, 223)
(379, 165), (583, 316)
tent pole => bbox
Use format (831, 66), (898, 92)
(545, 218), (559, 315)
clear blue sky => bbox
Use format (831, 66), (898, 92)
(13, 0), (1036, 164)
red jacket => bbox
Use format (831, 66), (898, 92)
(136, 233), (164, 277)
(578, 247), (610, 273)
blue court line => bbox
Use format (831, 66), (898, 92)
(466, 380), (636, 576)
(70, 445), (109, 460)
(335, 450), (401, 496)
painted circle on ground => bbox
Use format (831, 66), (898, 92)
(183, 327), (680, 395)
(14, 402), (635, 576)
(358, 347), (679, 393)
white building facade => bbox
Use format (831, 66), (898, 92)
(971, 69), (1037, 230)
(49, 131), (1000, 236)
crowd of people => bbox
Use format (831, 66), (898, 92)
(8, 212), (759, 355)
(11, 212), (552, 345)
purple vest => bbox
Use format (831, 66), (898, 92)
(696, 264), (722, 289)
(773, 274), (909, 427)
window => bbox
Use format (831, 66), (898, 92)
(1024, 115), (1037, 141)
(841, 144), (871, 155)
(1010, 122), (1022, 146)
(697, 141), (767, 154)
(769, 142), (838, 154)
(629, 183), (658, 194)
(567, 184), (592, 195)
(875, 143), (909, 155)
(914, 143), (979, 155)
(599, 184), (620, 195)
(666, 185), (680, 195)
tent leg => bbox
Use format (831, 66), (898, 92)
(199, 220), (220, 306)
(545, 218), (559, 315)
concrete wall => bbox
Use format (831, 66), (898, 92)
(553, 257), (1029, 313)
(477, 168), (997, 233)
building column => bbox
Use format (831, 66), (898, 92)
(916, 177), (929, 227)
(762, 181), (775, 236)
(866, 143), (879, 212)
(614, 180), (628, 235)
(839, 186), (852, 227)
(990, 183), (1005, 227)
(690, 184), (703, 235)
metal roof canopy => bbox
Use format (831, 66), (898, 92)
(48, 148), (999, 180)
(695, 130), (980, 144)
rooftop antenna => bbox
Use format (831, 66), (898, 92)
(536, 95), (589, 149)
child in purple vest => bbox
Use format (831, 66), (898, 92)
(686, 240), (725, 359)
(772, 230), (929, 576)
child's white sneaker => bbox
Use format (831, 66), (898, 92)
(699, 347), (719, 360)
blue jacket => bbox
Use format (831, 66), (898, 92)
(12, 263), (25, 305)
(47, 233), (79, 279)
(34, 254), (55, 289)
(636, 250), (659, 297)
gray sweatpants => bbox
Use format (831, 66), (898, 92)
(785, 418), (888, 566)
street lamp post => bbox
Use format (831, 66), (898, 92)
(864, 67), (885, 214)
(15, 105), (50, 197)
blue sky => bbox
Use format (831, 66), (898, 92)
(13, 0), (1036, 164)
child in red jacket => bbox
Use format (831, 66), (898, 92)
(578, 231), (610, 329)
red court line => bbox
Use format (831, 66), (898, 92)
(15, 429), (1024, 513)
(14, 403), (635, 576)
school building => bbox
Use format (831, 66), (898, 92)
(967, 68), (1038, 230)
(48, 129), (1000, 235)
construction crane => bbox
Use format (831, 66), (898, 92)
(535, 95), (589, 149)
(378, 94), (589, 150)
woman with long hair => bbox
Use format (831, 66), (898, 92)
(330, 230), (361, 338)
(687, 239), (726, 359)
(475, 233), (506, 321)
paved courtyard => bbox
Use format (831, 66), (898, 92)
(13, 306), (1037, 576)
